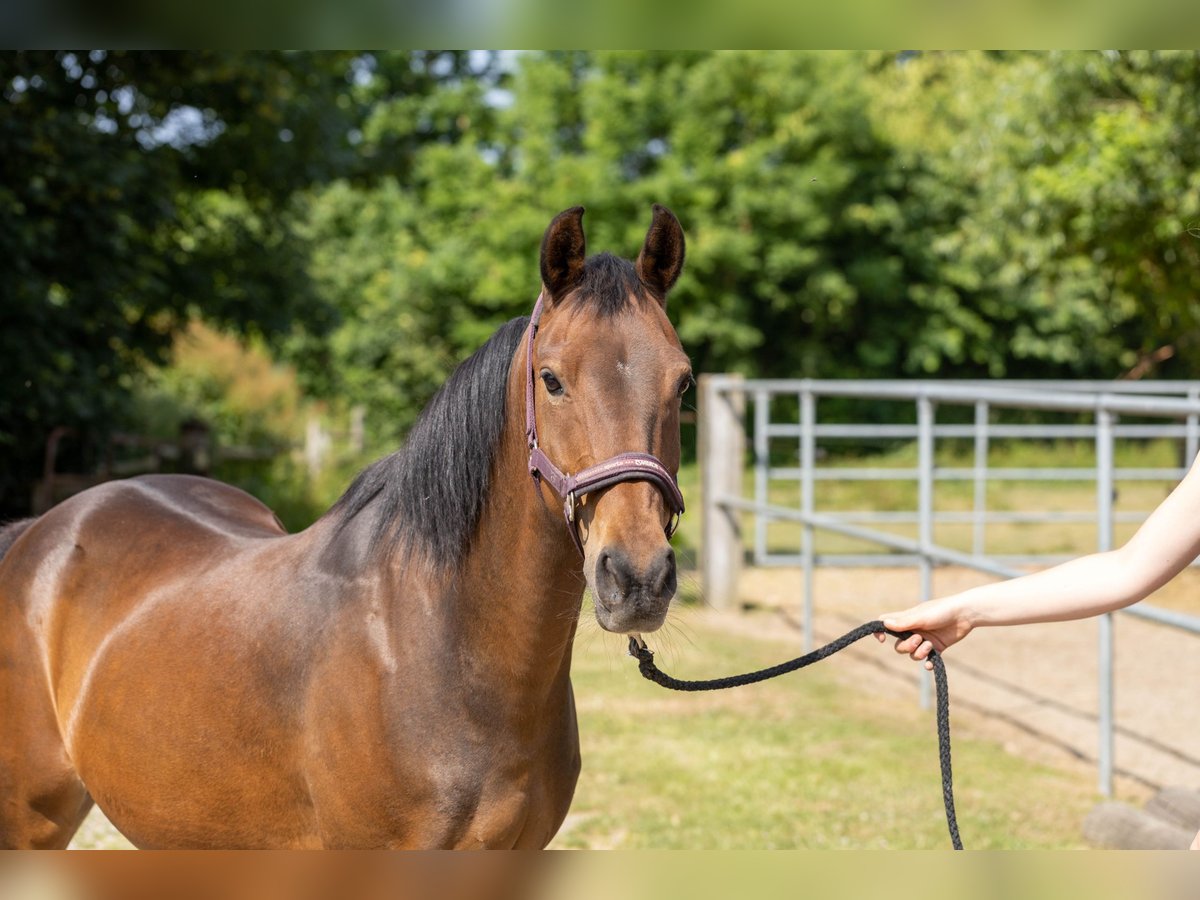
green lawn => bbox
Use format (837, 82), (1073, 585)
(70, 440), (1154, 850)
(554, 606), (1098, 849)
(69, 604), (1100, 850)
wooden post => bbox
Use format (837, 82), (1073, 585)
(350, 405), (366, 455)
(699, 375), (744, 611)
(305, 416), (330, 479)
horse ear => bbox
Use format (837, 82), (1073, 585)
(636, 204), (686, 304)
(540, 206), (587, 303)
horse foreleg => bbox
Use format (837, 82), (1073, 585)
(0, 612), (93, 849)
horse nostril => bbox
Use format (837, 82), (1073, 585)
(596, 547), (634, 602)
(651, 547), (677, 598)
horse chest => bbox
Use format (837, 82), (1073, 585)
(453, 735), (582, 849)
(303, 680), (581, 849)
(400, 718), (581, 848)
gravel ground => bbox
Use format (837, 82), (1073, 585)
(735, 565), (1200, 797)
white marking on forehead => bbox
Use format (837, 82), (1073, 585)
(616, 360), (632, 377)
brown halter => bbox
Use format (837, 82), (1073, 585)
(524, 292), (685, 556)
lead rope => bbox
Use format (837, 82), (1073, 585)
(627, 620), (963, 850)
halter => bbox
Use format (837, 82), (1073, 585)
(525, 292), (686, 557)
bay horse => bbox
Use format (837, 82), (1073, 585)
(0, 205), (691, 849)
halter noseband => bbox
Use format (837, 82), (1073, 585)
(525, 292), (686, 557)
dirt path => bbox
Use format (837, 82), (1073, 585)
(731, 565), (1200, 801)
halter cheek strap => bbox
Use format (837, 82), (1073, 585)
(525, 292), (686, 557)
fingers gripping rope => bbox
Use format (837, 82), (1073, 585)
(627, 620), (963, 850)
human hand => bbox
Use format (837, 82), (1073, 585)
(873, 596), (974, 670)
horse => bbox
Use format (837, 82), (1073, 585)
(0, 204), (692, 849)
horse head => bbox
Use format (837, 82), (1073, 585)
(527, 204), (690, 635)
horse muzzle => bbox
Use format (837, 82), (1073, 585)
(591, 544), (677, 634)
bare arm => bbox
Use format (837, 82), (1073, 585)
(877, 450), (1200, 666)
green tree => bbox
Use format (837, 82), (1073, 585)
(14, 51), (1200, 516)
(299, 50), (952, 448)
(875, 50), (1200, 378)
(0, 51), (360, 513)
(0, 51), (499, 515)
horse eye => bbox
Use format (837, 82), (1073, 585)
(677, 374), (695, 397)
(541, 371), (564, 396)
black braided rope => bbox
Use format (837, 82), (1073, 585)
(627, 620), (963, 850)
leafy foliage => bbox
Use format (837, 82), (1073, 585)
(0, 51), (356, 513)
(876, 51), (1200, 376)
(0, 51), (485, 514)
(6, 51), (1200, 516)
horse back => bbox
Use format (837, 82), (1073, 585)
(108, 473), (288, 539)
(0, 518), (36, 562)
(2, 472), (287, 594)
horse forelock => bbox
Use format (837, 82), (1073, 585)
(569, 252), (648, 317)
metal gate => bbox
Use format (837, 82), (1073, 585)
(697, 377), (1200, 795)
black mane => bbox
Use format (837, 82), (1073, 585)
(325, 315), (527, 567)
(326, 254), (645, 569)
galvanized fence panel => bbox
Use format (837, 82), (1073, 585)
(699, 378), (1200, 797)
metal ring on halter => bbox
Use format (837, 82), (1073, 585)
(564, 490), (577, 524)
(665, 509), (681, 539)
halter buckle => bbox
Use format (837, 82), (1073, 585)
(564, 490), (577, 524)
(665, 509), (681, 539)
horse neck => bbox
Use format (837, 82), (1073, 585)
(446, 343), (586, 703)
(304, 331), (583, 706)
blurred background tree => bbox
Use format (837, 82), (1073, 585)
(0, 50), (495, 517)
(4, 50), (1200, 521)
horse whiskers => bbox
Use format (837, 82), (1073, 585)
(551, 605), (584, 626)
(645, 617), (694, 668)
(676, 571), (714, 612)
(569, 619), (604, 660)
(554, 592), (588, 620)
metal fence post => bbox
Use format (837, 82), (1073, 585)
(1096, 406), (1115, 797)
(973, 401), (989, 558)
(305, 416), (330, 478)
(918, 395), (936, 710)
(699, 375), (745, 612)
(753, 389), (769, 565)
(800, 386), (816, 652)
(1187, 388), (1199, 467)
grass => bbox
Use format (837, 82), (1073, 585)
(68, 601), (1102, 850)
(65, 438), (1170, 850)
(553, 607), (1098, 850)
